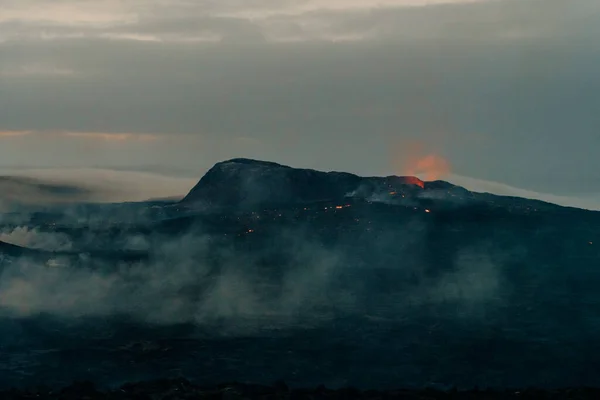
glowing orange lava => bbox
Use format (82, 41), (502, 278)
(403, 176), (425, 189)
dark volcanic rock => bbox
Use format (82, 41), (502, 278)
(0, 240), (49, 259)
(180, 158), (430, 209)
(3, 158), (600, 391)
(4, 380), (600, 399)
(180, 159), (572, 215)
(0, 240), (30, 257)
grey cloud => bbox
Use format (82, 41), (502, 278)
(114, 15), (265, 42)
(0, 15), (262, 44)
(1, 0), (595, 45)
(0, 0), (599, 194)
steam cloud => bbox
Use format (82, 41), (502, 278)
(0, 218), (508, 334)
(0, 227), (73, 251)
(0, 231), (354, 332)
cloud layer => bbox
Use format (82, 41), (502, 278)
(0, 168), (195, 204)
(1, 0), (590, 45)
(1, 0), (599, 195)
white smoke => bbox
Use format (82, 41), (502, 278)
(0, 227), (73, 251)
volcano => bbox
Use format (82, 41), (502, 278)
(179, 158), (567, 215)
(2, 158), (600, 390)
(181, 158), (465, 209)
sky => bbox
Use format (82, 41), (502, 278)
(1, 0), (599, 198)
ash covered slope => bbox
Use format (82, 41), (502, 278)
(181, 158), (463, 209)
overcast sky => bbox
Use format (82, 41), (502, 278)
(1, 0), (599, 196)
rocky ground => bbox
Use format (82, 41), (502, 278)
(2, 380), (600, 399)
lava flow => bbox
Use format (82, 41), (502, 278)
(403, 176), (426, 188)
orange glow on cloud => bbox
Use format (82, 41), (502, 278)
(405, 153), (450, 181)
(0, 130), (32, 138)
(1, 130), (160, 142)
(61, 132), (159, 142)
(392, 139), (451, 181)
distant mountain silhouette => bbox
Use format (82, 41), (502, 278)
(181, 158), (462, 208)
(0, 176), (93, 205)
(180, 158), (567, 213)
(2, 158), (600, 390)
(0, 240), (32, 257)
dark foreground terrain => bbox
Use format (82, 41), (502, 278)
(4, 379), (600, 400)
(1, 159), (600, 391)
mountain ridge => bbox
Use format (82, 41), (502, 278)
(179, 158), (584, 213)
(181, 158), (460, 208)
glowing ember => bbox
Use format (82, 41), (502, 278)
(336, 206), (343, 209)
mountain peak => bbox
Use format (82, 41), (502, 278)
(217, 158), (290, 168)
